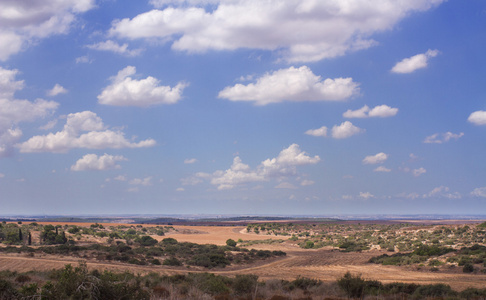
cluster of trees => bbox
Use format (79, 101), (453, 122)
(0, 222), (32, 245)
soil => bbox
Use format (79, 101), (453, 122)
(2, 223), (486, 291)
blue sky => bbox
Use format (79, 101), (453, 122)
(1, 0), (485, 215)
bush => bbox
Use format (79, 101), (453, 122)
(412, 284), (456, 298)
(226, 239), (237, 247)
(337, 272), (367, 299)
(463, 263), (474, 273)
(136, 236), (158, 247)
(233, 274), (258, 296)
(163, 257), (182, 266)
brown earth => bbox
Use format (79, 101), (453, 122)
(2, 224), (486, 291)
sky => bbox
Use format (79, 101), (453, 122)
(0, 0), (485, 216)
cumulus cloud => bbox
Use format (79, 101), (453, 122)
(305, 126), (327, 137)
(359, 192), (374, 199)
(0, 67), (58, 157)
(17, 111), (156, 153)
(343, 105), (398, 118)
(184, 158), (198, 164)
(424, 186), (461, 199)
(468, 111), (486, 125)
(413, 167), (427, 177)
(374, 166), (391, 172)
(86, 40), (142, 56)
(0, 0), (95, 61)
(114, 175), (127, 181)
(391, 49), (439, 74)
(130, 177), (153, 186)
(110, 0), (444, 63)
(97, 66), (188, 107)
(471, 187), (486, 198)
(363, 152), (388, 164)
(218, 66), (359, 105)
(75, 56), (92, 64)
(47, 84), (68, 96)
(71, 153), (127, 171)
(424, 132), (464, 144)
(331, 121), (364, 139)
(300, 179), (315, 186)
(207, 144), (319, 190)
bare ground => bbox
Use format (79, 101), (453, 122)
(2, 224), (486, 291)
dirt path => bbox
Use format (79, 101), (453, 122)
(2, 248), (485, 291)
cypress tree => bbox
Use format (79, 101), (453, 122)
(19, 228), (23, 242)
(28, 232), (32, 245)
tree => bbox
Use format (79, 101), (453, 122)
(18, 228), (23, 243)
(226, 239), (237, 247)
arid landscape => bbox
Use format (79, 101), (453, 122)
(1, 218), (486, 299)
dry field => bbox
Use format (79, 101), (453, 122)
(1, 222), (486, 291)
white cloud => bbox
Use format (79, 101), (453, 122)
(398, 192), (420, 199)
(86, 40), (142, 57)
(176, 187), (185, 192)
(209, 144), (320, 190)
(468, 110), (486, 125)
(98, 66), (188, 107)
(47, 84), (68, 96)
(114, 175), (127, 181)
(130, 177), (153, 186)
(374, 166), (391, 172)
(0, 67), (59, 157)
(343, 105), (398, 118)
(424, 186), (461, 199)
(363, 152), (388, 164)
(409, 153), (419, 162)
(0, 173), (5, 178)
(275, 182), (297, 189)
(369, 105), (399, 118)
(305, 126), (327, 137)
(218, 66), (359, 105)
(413, 167), (427, 177)
(17, 111), (156, 153)
(71, 153), (127, 171)
(471, 187), (486, 198)
(39, 120), (58, 131)
(75, 56), (92, 64)
(110, 1), (444, 63)
(331, 121), (364, 139)
(300, 179), (315, 186)
(184, 158), (198, 164)
(0, 0), (95, 61)
(359, 192), (374, 199)
(391, 49), (439, 74)
(424, 132), (464, 144)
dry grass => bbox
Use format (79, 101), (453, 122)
(2, 223), (486, 292)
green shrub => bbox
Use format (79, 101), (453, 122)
(233, 274), (258, 296)
(463, 263), (474, 273)
(337, 272), (367, 299)
(226, 239), (237, 247)
(163, 257), (182, 266)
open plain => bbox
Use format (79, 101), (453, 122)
(1, 220), (486, 292)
